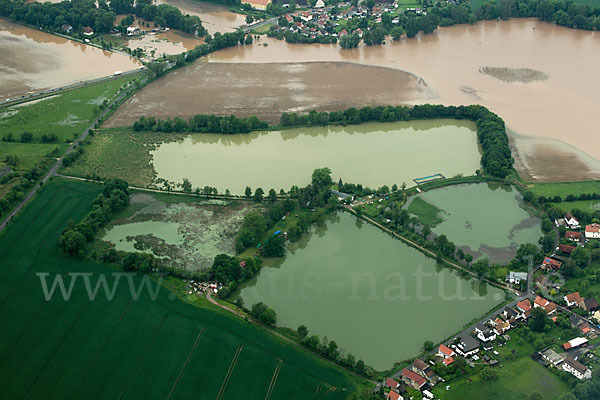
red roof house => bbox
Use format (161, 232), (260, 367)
(566, 231), (582, 241)
(401, 368), (426, 390)
(385, 378), (399, 389)
(565, 292), (584, 307)
(558, 244), (576, 254)
(438, 344), (454, 358)
(542, 257), (562, 271)
(516, 299), (532, 313)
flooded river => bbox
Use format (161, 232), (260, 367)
(151, 119), (480, 194)
(237, 212), (504, 369)
(207, 19), (600, 181)
(0, 19), (141, 101)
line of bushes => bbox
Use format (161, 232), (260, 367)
(59, 178), (130, 256)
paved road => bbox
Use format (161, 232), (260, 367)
(242, 17), (278, 33)
(0, 69), (145, 108)
(0, 79), (145, 233)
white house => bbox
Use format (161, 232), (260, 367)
(314, 0), (325, 7)
(438, 344), (454, 359)
(452, 333), (480, 357)
(586, 223), (600, 239)
(474, 323), (496, 342)
(562, 357), (592, 380)
(506, 271), (528, 285)
(565, 212), (580, 229)
(564, 292), (583, 308)
(563, 337), (588, 350)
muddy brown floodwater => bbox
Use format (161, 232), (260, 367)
(203, 19), (600, 182)
(0, 19), (141, 100)
(105, 61), (428, 126)
(155, 0), (247, 34)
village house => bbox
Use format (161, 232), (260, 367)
(563, 337), (588, 350)
(564, 292), (584, 308)
(474, 323), (496, 342)
(570, 314), (592, 335)
(534, 296), (558, 315)
(541, 348), (565, 367)
(562, 357), (592, 380)
(565, 212), (581, 229)
(452, 333), (480, 357)
(410, 359), (436, 383)
(387, 391), (403, 400)
(515, 299), (532, 319)
(581, 297), (600, 312)
(241, 0), (271, 10)
(541, 256), (562, 271)
(505, 271), (527, 285)
(400, 368), (426, 391)
(586, 223), (600, 239)
(82, 26), (94, 36)
(566, 230), (582, 242)
(558, 244), (576, 255)
(314, 0), (325, 7)
(385, 378), (400, 390)
(437, 344), (454, 359)
(491, 317), (511, 335)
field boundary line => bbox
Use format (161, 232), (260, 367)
(317, 385), (336, 399)
(118, 315), (168, 400)
(166, 326), (206, 400)
(215, 345), (244, 400)
(18, 300), (91, 400)
(69, 298), (135, 400)
(264, 363), (282, 400)
(0, 301), (47, 366)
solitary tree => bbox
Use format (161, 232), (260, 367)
(254, 187), (264, 202)
(245, 186), (252, 198)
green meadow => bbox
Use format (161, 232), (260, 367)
(0, 76), (136, 143)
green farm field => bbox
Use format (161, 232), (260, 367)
(0, 75), (137, 143)
(0, 179), (360, 399)
(527, 181), (600, 198)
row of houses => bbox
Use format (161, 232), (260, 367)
(557, 211), (600, 241)
(385, 357), (440, 399)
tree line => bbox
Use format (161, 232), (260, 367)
(59, 178), (129, 256)
(0, 0), (206, 36)
(133, 114), (268, 134)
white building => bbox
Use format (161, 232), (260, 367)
(562, 358), (592, 380)
(565, 212), (580, 229)
(586, 223), (600, 239)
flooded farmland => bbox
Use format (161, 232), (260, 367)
(156, 0), (247, 34)
(0, 19), (141, 101)
(204, 19), (600, 182)
(150, 119), (480, 194)
(105, 62), (429, 127)
(238, 212), (505, 370)
(413, 183), (542, 263)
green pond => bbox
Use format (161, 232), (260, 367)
(414, 183), (542, 263)
(237, 212), (504, 370)
(102, 220), (184, 254)
(151, 119), (480, 194)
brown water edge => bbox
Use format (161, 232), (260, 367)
(0, 18), (141, 100)
(105, 61), (430, 127)
(510, 132), (600, 182)
(155, 0), (247, 34)
(207, 19), (600, 180)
